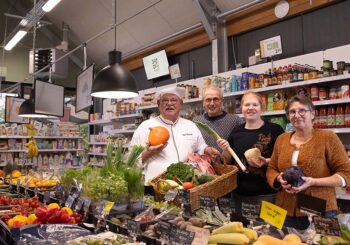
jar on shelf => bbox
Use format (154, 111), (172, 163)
(319, 88), (328, 101)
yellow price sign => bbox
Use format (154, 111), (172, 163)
(260, 201), (287, 230)
(103, 201), (114, 213)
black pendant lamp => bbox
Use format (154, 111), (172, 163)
(91, 0), (138, 99)
(19, 89), (49, 118)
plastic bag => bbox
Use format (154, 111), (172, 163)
(16, 224), (91, 245)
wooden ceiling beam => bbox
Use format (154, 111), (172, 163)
(123, 0), (338, 71)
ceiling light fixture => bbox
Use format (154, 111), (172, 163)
(4, 30), (27, 51)
(42, 0), (61, 12)
(91, 0), (138, 99)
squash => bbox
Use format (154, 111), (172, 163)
(148, 126), (170, 146)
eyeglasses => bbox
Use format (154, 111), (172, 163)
(204, 97), (222, 104)
(287, 109), (312, 117)
(160, 98), (180, 104)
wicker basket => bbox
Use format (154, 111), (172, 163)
(150, 162), (238, 211)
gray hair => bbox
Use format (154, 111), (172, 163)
(203, 86), (223, 99)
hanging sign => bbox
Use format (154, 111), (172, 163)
(169, 64), (181, 79)
(260, 35), (283, 58)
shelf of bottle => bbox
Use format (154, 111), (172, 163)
(88, 113), (143, 125)
(0, 136), (82, 139)
(0, 149), (83, 153)
(138, 74), (350, 110)
(88, 142), (108, 145)
(224, 73), (350, 97)
(0, 163), (33, 167)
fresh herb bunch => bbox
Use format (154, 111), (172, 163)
(164, 162), (193, 182)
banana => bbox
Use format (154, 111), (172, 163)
(24, 138), (38, 158)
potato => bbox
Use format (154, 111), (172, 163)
(180, 221), (192, 230)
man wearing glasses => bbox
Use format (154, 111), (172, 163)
(193, 86), (243, 151)
(130, 86), (220, 190)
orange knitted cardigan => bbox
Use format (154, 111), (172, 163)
(267, 129), (350, 217)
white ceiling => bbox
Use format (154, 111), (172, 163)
(43, 0), (259, 68)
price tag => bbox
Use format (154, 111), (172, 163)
(164, 189), (178, 202)
(177, 189), (190, 204)
(43, 191), (51, 204)
(65, 195), (75, 208)
(69, 185), (80, 199)
(83, 198), (91, 212)
(241, 202), (261, 221)
(260, 201), (287, 230)
(175, 228), (195, 245)
(156, 221), (171, 242)
(34, 185), (38, 196)
(127, 219), (140, 235)
(103, 201), (114, 214)
(16, 180), (20, 193)
(55, 183), (64, 201)
(199, 196), (215, 210)
(313, 216), (341, 236)
(75, 198), (84, 212)
(186, 225), (210, 245)
(218, 198), (232, 213)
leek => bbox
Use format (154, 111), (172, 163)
(195, 121), (247, 173)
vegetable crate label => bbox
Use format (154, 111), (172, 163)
(260, 201), (287, 230)
(218, 198), (232, 214)
(241, 202), (261, 221)
(177, 189), (190, 204)
(313, 216), (341, 236)
(156, 221), (171, 242)
(127, 219), (140, 235)
(200, 196), (216, 210)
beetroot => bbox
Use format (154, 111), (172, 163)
(283, 166), (305, 187)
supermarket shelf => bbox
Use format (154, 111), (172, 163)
(138, 97), (203, 110)
(88, 117), (119, 125)
(109, 129), (135, 134)
(237, 110), (286, 117)
(138, 74), (350, 110)
(224, 73), (350, 98)
(326, 128), (350, 133)
(313, 98), (350, 106)
(38, 149), (83, 152)
(88, 142), (108, 145)
(113, 113), (143, 119)
(88, 152), (107, 156)
(0, 136), (82, 139)
(0, 149), (83, 153)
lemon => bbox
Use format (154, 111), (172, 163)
(27, 214), (37, 224)
(48, 203), (60, 209)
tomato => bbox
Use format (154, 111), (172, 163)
(182, 182), (193, 190)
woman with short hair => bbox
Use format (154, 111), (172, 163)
(266, 95), (350, 230)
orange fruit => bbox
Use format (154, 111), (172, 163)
(148, 126), (170, 146)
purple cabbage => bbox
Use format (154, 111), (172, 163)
(283, 166), (305, 187)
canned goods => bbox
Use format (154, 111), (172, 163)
(319, 88), (328, 100)
(310, 86), (319, 101)
(341, 85), (349, 98)
(329, 88), (338, 100)
(323, 60), (333, 69)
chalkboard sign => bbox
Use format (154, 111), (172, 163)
(65, 195), (75, 208)
(169, 224), (178, 244)
(313, 216), (341, 236)
(75, 198), (84, 212)
(178, 189), (190, 204)
(55, 183), (65, 201)
(241, 202), (261, 221)
(200, 196), (215, 210)
(156, 221), (171, 242)
(83, 198), (91, 212)
(218, 198), (232, 213)
(164, 189), (178, 202)
(127, 219), (140, 235)
(176, 228), (195, 245)
(43, 191), (51, 204)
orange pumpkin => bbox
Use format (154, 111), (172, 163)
(148, 126), (170, 146)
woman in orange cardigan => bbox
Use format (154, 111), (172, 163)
(266, 95), (350, 230)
